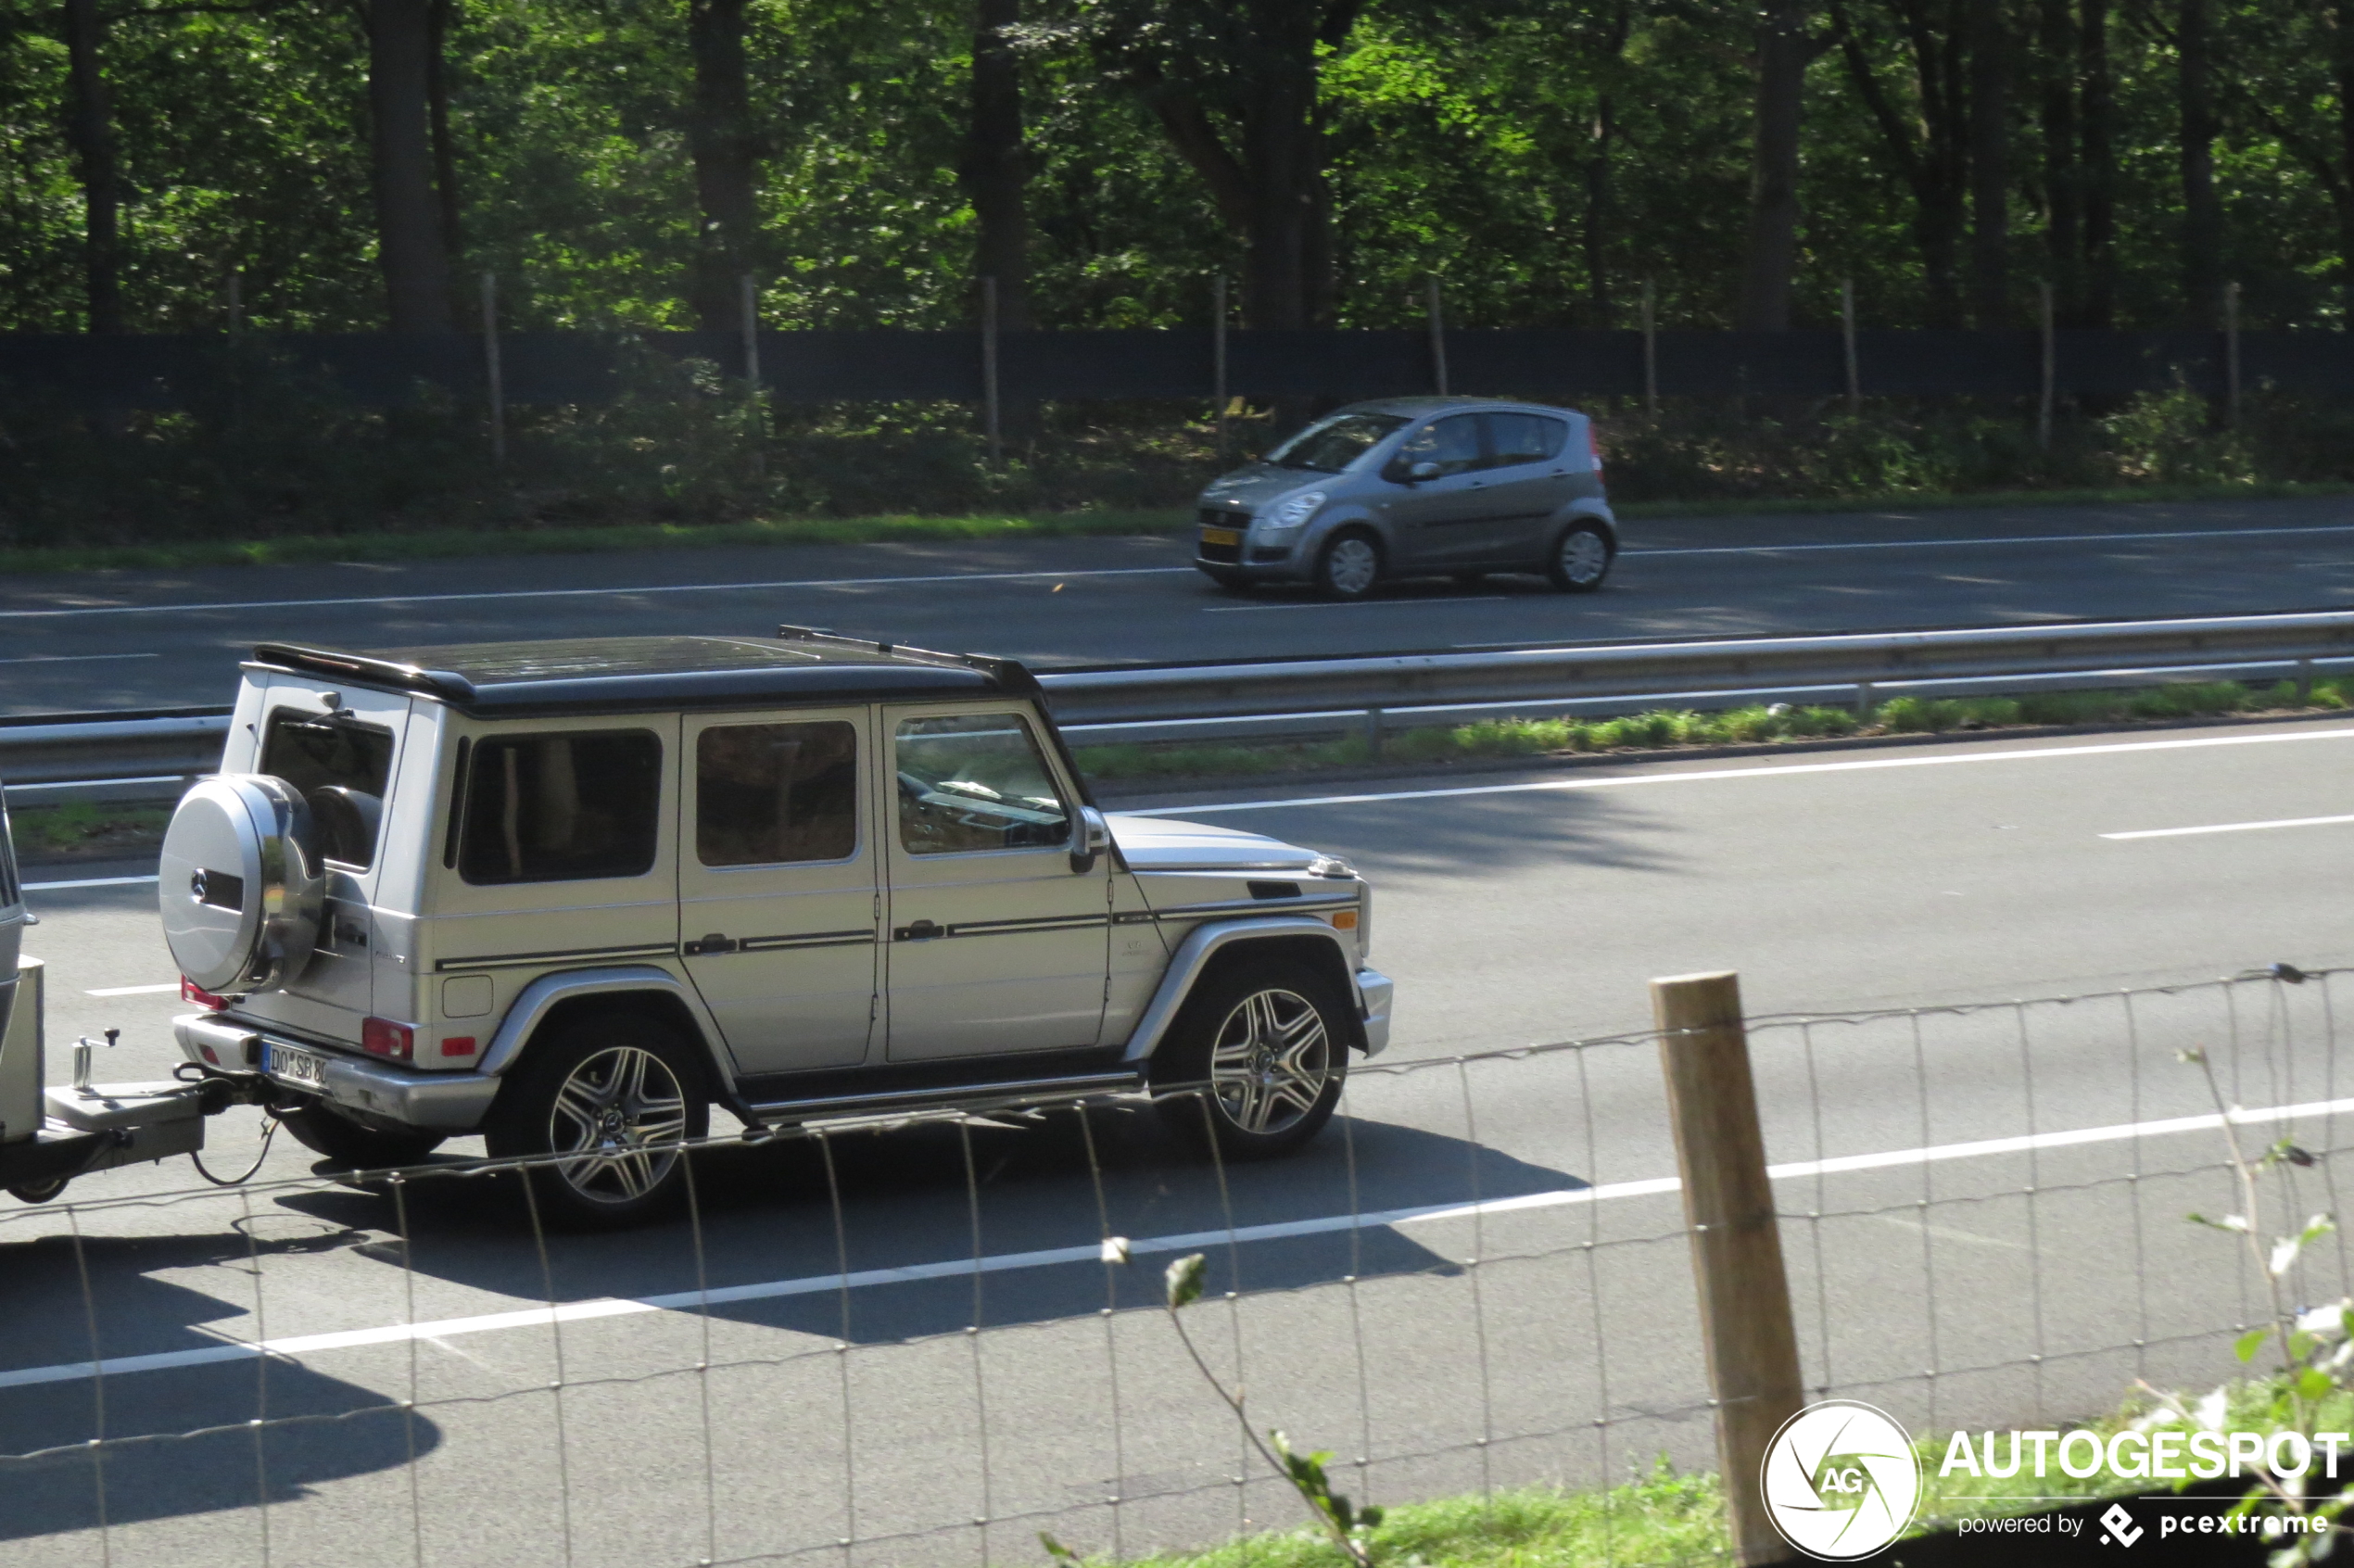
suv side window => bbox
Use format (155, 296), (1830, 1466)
(261, 711), (395, 868)
(1484, 412), (1567, 467)
(697, 720), (859, 866)
(894, 713), (1071, 855)
(458, 730), (663, 884)
(1390, 412), (1485, 478)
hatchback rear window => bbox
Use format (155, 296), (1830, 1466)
(458, 730), (663, 884)
(1487, 412), (1567, 465)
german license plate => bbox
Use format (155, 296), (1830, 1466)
(265, 1043), (325, 1088)
(1200, 526), (1240, 547)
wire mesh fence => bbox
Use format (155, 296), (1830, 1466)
(3, 959), (2347, 1568)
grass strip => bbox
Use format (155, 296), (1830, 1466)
(1074, 678), (2354, 785)
(5, 478), (2348, 576)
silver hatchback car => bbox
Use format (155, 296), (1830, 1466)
(1193, 397), (1617, 599)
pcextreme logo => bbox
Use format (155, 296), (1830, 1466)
(1759, 1400), (1925, 1561)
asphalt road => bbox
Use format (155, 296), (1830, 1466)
(6, 495), (2354, 714)
(6, 718), (2352, 1567)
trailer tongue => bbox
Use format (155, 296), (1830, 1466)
(0, 794), (242, 1204)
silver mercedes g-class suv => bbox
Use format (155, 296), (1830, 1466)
(161, 632), (1392, 1224)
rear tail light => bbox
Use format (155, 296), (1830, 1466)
(1587, 422), (1603, 470)
(182, 976), (230, 1011)
(361, 1018), (414, 1061)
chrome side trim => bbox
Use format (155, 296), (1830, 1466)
(436, 941), (678, 974)
(477, 965), (734, 1088)
(1116, 916), (1359, 1065)
(1146, 895), (1358, 919)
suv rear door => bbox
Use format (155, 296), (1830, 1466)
(677, 709), (880, 1074)
(880, 703), (1109, 1061)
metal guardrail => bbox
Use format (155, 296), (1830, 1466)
(5, 611), (2353, 795)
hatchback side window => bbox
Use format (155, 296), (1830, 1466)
(697, 721), (859, 866)
(1485, 412), (1567, 467)
(261, 711), (395, 868)
(458, 730), (663, 884)
(894, 714), (1070, 855)
(1391, 413), (1485, 478)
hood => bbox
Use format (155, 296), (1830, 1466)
(1196, 464), (1325, 512)
(1105, 813), (1331, 873)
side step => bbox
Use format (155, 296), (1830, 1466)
(742, 1069), (1145, 1130)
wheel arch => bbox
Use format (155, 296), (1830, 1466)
(1120, 917), (1367, 1064)
(477, 966), (735, 1095)
(1555, 510), (1618, 553)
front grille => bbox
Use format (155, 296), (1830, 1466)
(1197, 537), (1243, 563)
(1197, 507), (1247, 528)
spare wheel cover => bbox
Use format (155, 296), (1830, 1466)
(158, 776), (323, 993)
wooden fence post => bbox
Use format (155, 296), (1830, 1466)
(480, 271), (505, 467)
(1839, 278), (1859, 415)
(1212, 273), (1229, 466)
(1425, 275), (1449, 397)
(2038, 280), (2056, 451)
(981, 273), (1002, 467)
(1652, 970), (1805, 1567)
(1640, 278), (1658, 416)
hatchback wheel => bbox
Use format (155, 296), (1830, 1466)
(1547, 523), (1614, 593)
(1316, 532), (1383, 600)
(486, 1018), (709, 1228)
(1153, 959), (1348, 1158)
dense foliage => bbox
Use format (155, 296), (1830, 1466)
(5, 0), (2350, 338)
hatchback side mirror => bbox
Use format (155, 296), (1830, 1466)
(1406, 460), (1441, 482)
(1070, 805), (1111, 873)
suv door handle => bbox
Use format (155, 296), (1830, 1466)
(893, 919), (943, 942)
(684, 932), (739, 955)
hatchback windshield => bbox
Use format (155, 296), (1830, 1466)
(1264, 412), (1409, 473)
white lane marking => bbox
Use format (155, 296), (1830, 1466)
(85, 982), (179, 997)
(24, 875), (159, 891)
(3, 1091), (2338, 1390)
(1205, 596), (1513, 614)
(0, 652), (160, 665)
(1125, 724), (2354, 816)
(1623, 523), (2354, 558)
(2103, 813), (2354, 841)
(0, 566), (1196, 621)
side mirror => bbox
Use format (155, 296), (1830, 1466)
(1069, 805), (1111, 874)
(1407, 460), (1441, 482)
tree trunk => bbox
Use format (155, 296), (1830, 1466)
(61, 0), (121, 334)
(688, 0), (760, 334)
(2039, 0), (2080, 320)
(1238, 0), (1319, 330)
(368, 0), (455, 332)
(1585, 99), (1614, 322)
(2337, 0), (2354, 318)
(427, 0), (464, 297)
(962, 0), (1031, 331)
(2079, 0), (2116, 325)
(2176, 0), (2222, 327)
(1967, 0), (2009, 324)
(1736, 0), (1808, 330)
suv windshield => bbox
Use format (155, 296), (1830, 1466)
(1264, 412), (1409, 473)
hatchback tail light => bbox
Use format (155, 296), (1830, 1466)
(182, 976), (230, 1011)
(361, 1018), (414, 1060)
(1587, 422), (1604, 470)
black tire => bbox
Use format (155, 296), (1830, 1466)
(484, 1015), (710, 1229)
(7, 1178), (68, 1204)
(1314, 530), (1385, 601)
(1151, 958), (1348, 1159)
(1197, 566), (1249, 592)
(1546, 522), (1614, 593)
(1450, 572), (1486, 588)
(279, 1102), (448, 1170)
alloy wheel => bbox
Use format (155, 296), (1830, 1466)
(544, 1044), (690, 1204)
(1208, 988), (1334, 1135)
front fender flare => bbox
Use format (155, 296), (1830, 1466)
(479, 965), (736, 1093)
(1118, 916), (1364, 1065)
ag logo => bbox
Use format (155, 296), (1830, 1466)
(1759, 1399), (1923, 1560)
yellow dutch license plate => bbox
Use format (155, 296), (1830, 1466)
(1200, 527), (1241, 547)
